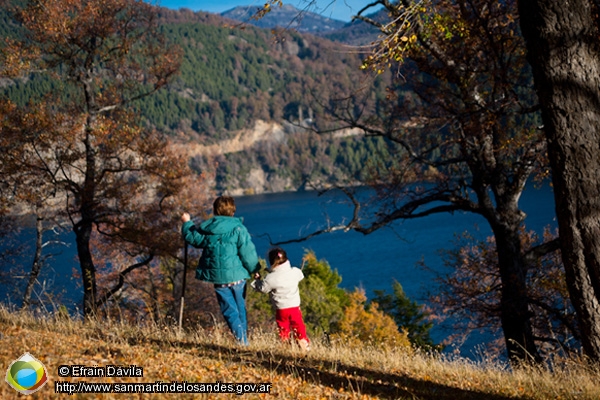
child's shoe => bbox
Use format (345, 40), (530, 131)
(297, 338), (310, 352)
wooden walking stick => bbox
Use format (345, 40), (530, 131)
(178, 241), (188, 330)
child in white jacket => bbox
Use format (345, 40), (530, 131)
(251, 247), (310, 350)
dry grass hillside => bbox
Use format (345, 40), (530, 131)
(0, 306), (598, 399)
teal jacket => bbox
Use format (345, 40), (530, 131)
(181, 216), (260, 284)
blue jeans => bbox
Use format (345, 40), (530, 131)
(214, 281), (248, 345)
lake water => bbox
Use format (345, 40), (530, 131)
(234, 183), (557, 357)
(237, 184), (556, 300)
(1, 183), (557, 358)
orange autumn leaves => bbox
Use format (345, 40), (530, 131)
(334, 289), (412, 350)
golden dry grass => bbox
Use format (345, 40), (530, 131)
(0, 307), (598, 399)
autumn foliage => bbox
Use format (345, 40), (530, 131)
(0, 0), (208, 318)
(333, 289), (412, 350)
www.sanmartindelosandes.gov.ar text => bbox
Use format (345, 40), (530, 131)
(55, 381), (272, 395)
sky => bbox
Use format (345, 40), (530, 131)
(153, 0), (370, 22)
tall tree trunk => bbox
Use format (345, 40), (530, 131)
(22, 214), (44, 309)
(75, 219), (96, 317)
(77, 125), (98, 318)
(492, 219), (542, 363)
(518, 0), (600, 360)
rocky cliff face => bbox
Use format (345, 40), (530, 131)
(175, 119), (363, 196)
(174, 120), (297, 195)
(180, 120), (286, 157)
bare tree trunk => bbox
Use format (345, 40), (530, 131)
(22, 215), (43, 309)
(493, 223), (542, 363)
(75, 219), (96, 317)
(77, 126), (98, 318)
(518, 0), (600, 360)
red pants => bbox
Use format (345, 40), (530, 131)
(275, 307), (309, 342)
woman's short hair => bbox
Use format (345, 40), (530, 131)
(213, 196), (236, 216)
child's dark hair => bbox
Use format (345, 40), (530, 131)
(268, 247), (288, 268)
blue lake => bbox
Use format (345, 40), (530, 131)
(1, 183), (557, 357)
(237, 184), (556, 302)
(235, 183), (557, 356)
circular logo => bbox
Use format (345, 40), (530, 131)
(5, 353), (48, 395)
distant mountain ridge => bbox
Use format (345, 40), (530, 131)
(220, 4), (346, 34)
(220, 4), (382, 45)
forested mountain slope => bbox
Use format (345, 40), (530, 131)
(1, 5), (392, 195)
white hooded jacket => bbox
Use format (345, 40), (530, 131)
(251, 260), (304, 309)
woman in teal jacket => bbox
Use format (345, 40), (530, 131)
(181, 196), (260, 345)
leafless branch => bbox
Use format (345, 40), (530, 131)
(96, 254), (155, 309)
(523, 238), (560, 265)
